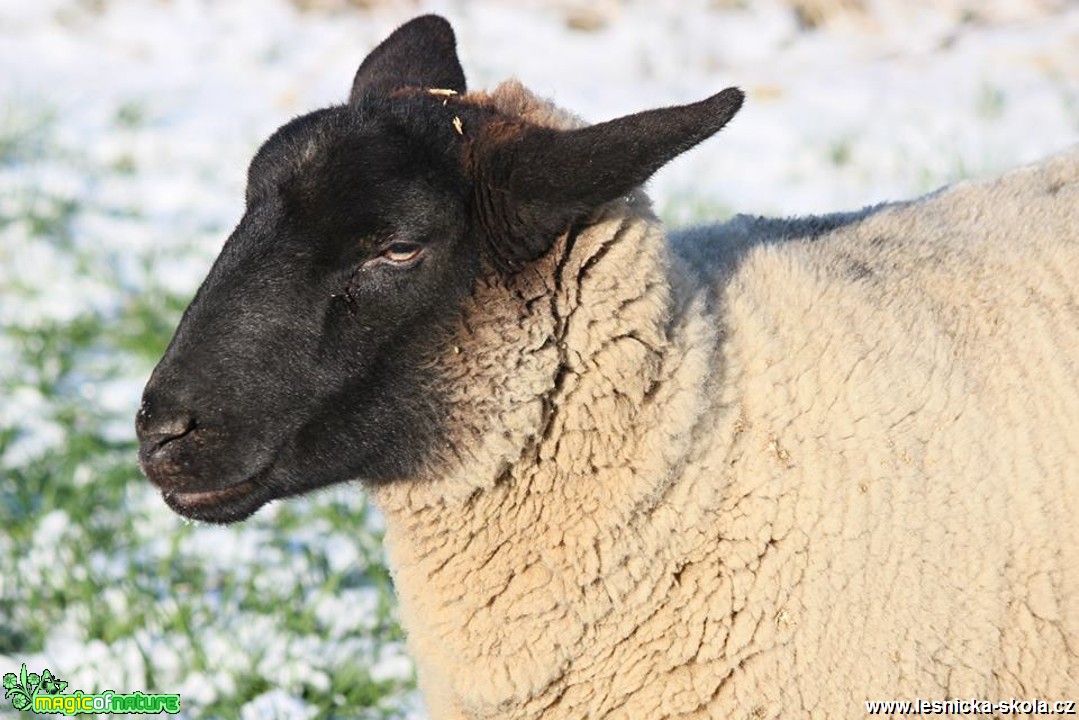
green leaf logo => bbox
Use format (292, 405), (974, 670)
(3, 664), (69, 712)
(3, 664), (32, 712)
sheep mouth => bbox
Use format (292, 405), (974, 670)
(163, 477), (269, 524)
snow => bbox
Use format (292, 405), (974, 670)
(0, 386), (65, 466)
(240, 689), (319, 720)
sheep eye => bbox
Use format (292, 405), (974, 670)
(378, 242), (423, 266)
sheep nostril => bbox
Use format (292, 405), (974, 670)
(137, 410), (198, 457)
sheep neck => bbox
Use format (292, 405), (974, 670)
(370, 202), (738, 718)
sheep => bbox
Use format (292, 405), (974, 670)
(136, 13), (1079, 720)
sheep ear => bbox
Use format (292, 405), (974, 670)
(473, 87), (745, 270)
(349, 15), (466, 103)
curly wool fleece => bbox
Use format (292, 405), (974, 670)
(372, 83), (1079, 720)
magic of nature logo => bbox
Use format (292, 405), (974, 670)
(4, 663), (180, 715)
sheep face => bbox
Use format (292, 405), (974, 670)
(136, 14), (743, 524)
(138, 104), (480, 523)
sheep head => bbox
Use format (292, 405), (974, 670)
(136, 14), (743, 523)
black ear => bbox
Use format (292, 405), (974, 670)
(350, 15), (466, 103)
(471, 87), (745, 270)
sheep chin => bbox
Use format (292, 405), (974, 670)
(162, 476), (268, 525)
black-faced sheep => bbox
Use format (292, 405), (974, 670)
(137, 14), (1079, 720)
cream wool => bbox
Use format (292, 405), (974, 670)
(371, 85), (1079, 720)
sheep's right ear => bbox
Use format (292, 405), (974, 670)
(350, 15), (466, 102)
(470, 88), (745, 271)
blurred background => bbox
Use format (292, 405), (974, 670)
(0, 0), (1075, 717)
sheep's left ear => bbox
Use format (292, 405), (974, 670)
(470, 87), (745, 271)
(350, 15), (466, 102)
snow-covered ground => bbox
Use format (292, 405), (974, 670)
(0, 0), (1075, 717)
